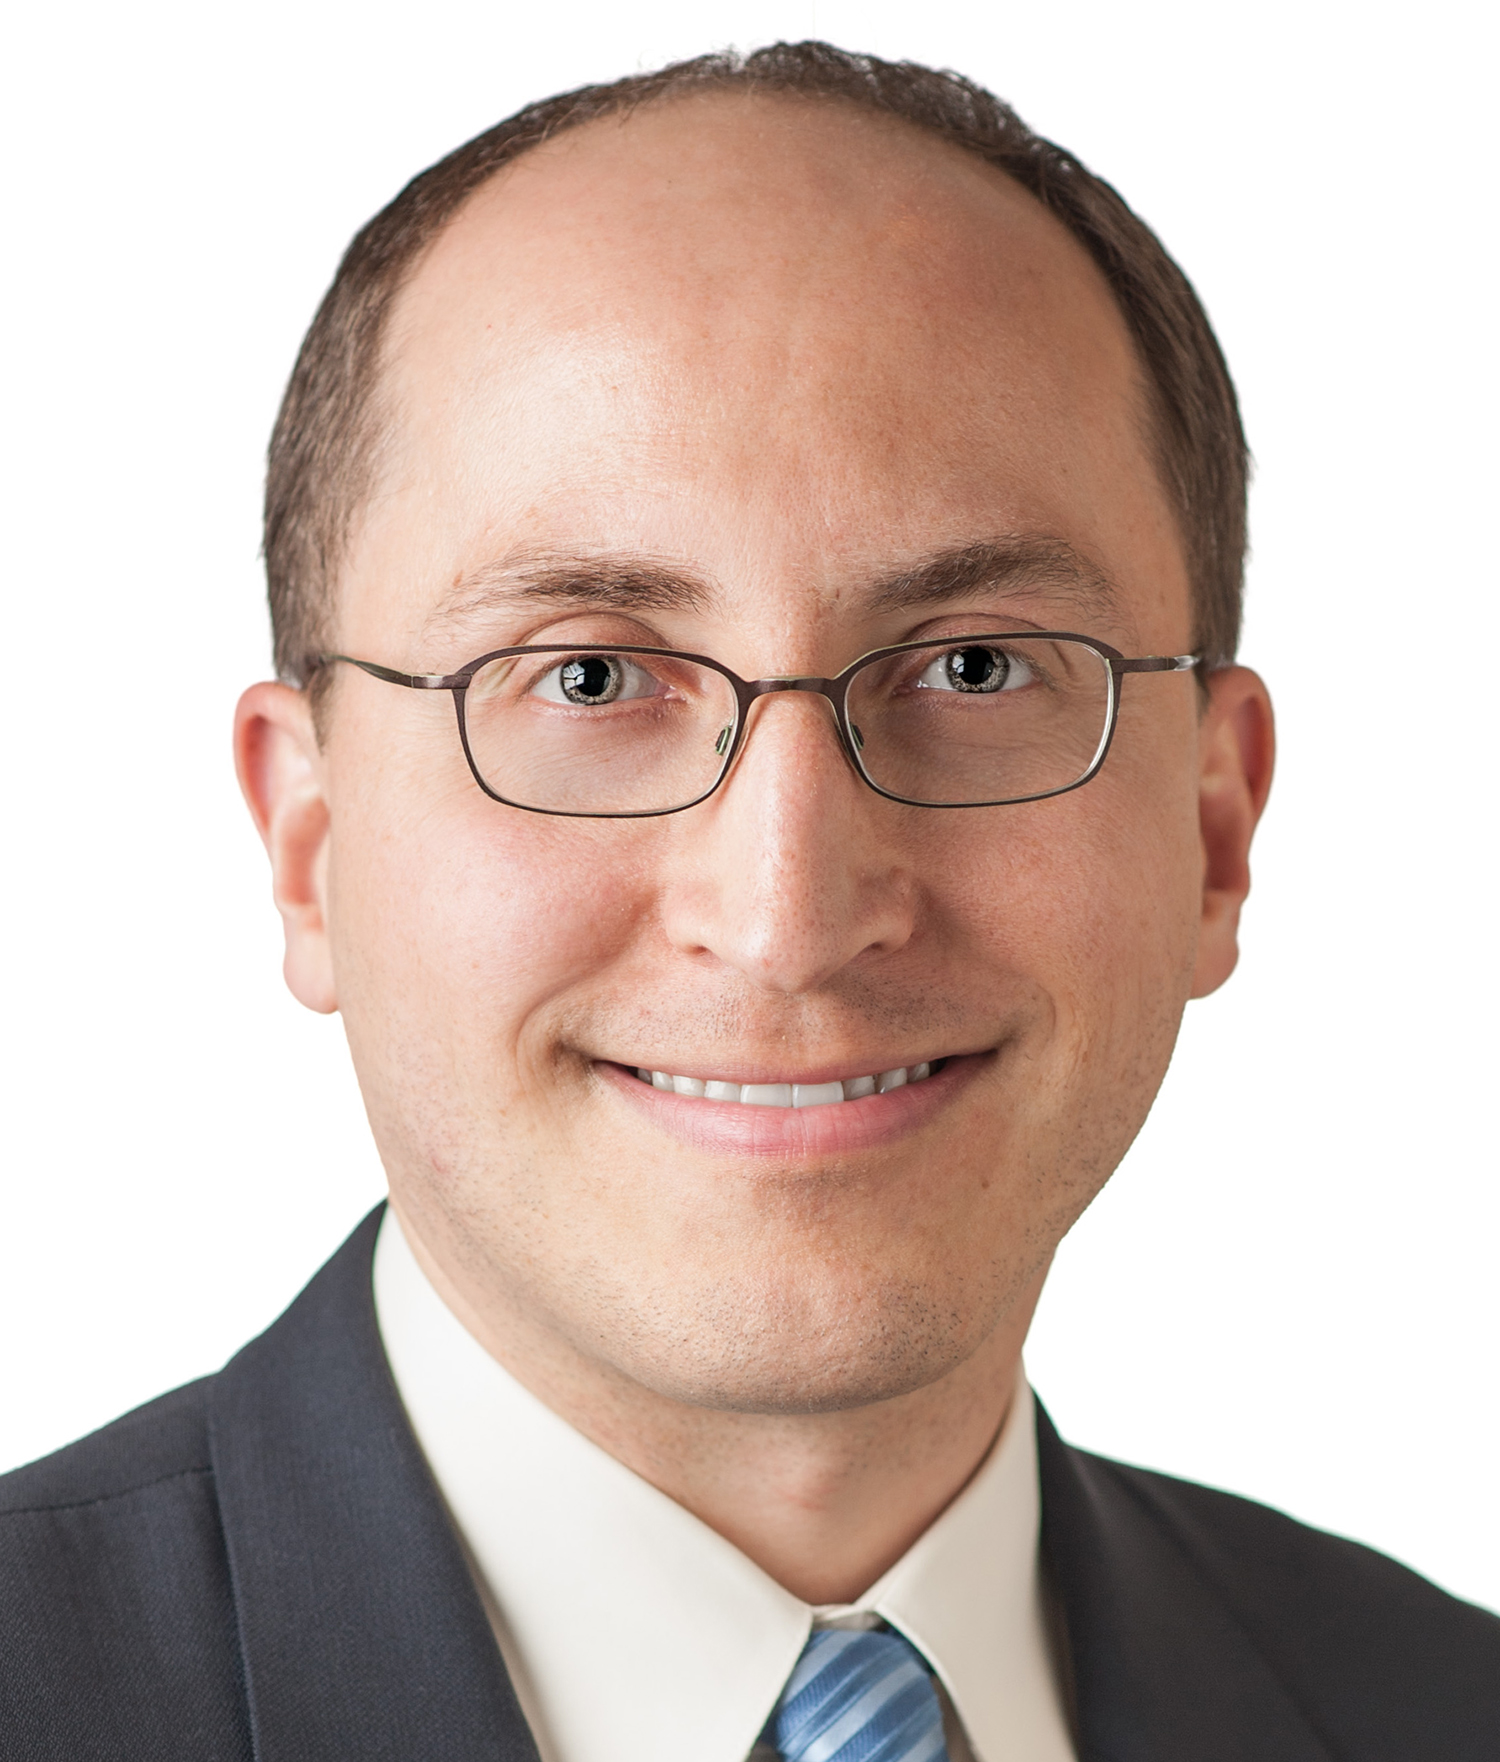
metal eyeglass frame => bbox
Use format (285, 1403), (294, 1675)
(323, 633), (1199, 818)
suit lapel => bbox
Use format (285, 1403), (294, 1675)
(210, 1207), (539, 1762)
(1037, 1405), (1333, 1762)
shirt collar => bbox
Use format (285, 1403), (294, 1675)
(374, 1208), (1073, 1762)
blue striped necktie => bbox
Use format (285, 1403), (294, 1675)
(770, 1628), (951, 1762)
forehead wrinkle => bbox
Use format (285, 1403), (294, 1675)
(864, 537), (1123, 623)
(423, 550), (719, 637)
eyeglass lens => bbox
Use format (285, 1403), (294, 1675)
(457, 637), (1114, 815)
(845, 637), (1113, 807)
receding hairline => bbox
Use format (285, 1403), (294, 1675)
(437, 78), (1044, 206)
(389, 82), (1113, 334)
(371, 82), (1158, 555)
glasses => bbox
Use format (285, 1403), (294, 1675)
(325, 634), (1197, 818)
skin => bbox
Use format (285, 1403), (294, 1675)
(236, 92), (1273, 1604)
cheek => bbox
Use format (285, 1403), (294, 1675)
(937, 727), (1203, 1066)
(1047, 753), (1204, 1082)
(324, 752), (644, 1096)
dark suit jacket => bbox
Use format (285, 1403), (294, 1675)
(2, 1208), (1496, 1759)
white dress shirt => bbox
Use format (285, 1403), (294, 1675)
(374, 1209), (1076, 1762)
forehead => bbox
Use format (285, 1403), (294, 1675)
(353, 92), (1184, 647)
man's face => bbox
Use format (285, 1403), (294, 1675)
(250, 95), (1263, 1414)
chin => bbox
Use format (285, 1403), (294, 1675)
(598, 1265), (997, 1416)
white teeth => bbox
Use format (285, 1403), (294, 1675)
(632, 1062), (941, 1106)
(792, 1082), (844, 1108)
(741, 1083), (793, 1107)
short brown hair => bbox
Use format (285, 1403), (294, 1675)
(265, 41), (1247, 689)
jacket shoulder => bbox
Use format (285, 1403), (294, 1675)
(0, 1377), (251, 1759)
(1094, 1449), (1500, 1750)
(0, 1374), (214, 1511)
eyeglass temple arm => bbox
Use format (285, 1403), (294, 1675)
(323, 655), (460, 690)
(1114, 653), (1199, 674)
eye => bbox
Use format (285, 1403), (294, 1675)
(914, 644), (1033, 694)
(531, 654), (660, 706)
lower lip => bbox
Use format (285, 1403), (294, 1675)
(599, 1054), (986, 1158)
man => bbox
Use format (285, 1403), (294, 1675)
(1, 40), (1494, 1760)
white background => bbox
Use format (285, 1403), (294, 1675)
(3, 0), (1496, 1612)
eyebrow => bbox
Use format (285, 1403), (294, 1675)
(864, 537), (1122, 619)
(429, 552), (715, 634)
(427, 534), (1118, 635)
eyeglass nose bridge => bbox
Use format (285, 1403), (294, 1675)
(719, 673), (863, 776)
(744, 674), (842, 699)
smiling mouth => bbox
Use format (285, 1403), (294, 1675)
(628, 1059), (948, 1107)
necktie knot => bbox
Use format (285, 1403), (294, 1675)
(771, 1628), (950, 1762)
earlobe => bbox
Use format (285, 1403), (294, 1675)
(1190, 666), (1275, 999)
(233, 682), (339, 1014)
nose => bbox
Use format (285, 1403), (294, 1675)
(659, 692), (917, 993)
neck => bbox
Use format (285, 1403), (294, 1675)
(392, 1198), (1044, 1605)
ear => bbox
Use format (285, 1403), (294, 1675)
(1191, 665), (1275, 998)
(234, 682), (338, 1014)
